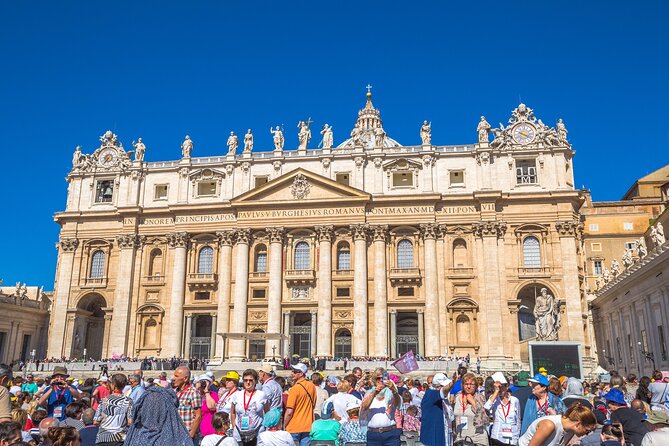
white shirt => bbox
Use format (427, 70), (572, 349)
(230, 390), (267, 437)
(519, 415), (569, 446)
(641, 427), (669, 446)
(201, 434), (238, 446)
(325, 392), (360, 422)
(260, 378), (283, 411)
(366, 389), (396, 429)
(484, 395), (522, 444)
(258, 430), (295, 446)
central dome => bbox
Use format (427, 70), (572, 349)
(336, 91), (402, 149)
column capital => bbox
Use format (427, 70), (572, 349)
(310, 309), (318, 315)
(216, 230), (236, 246)
(315, 225), (335, 243)
(472, 221), (507, 239)
(266, 227), (285, 244)
(350, 224), (369, 241)
(419, 223), (439, 240)
(234, 228), (252, 245)
(283, 310), (291, 316)
(167, 232), (190, 248)
(416, 308), (425, 314)
(58, 238), (79, 252)
(389, 308), (398, 314)
(555, 219), (584, 237)
(116, 234), (143, 249)
(370, 224), (389, 242)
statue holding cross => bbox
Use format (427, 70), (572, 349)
(297, 118), (312, 150)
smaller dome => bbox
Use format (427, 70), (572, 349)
(336, 89), (402, 149)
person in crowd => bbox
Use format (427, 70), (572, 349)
(38, 417), (60, 446)
(561, 377), (592, 410)
(641, 409), (669, 445)
(0, 421), (23, 445)
(518, 402), (596, 446)
(325, 378), (360, 422)
(548, 378), (562, 399)
(338, 400), (365, 444)
(361, 367), (401, 446)
(28, 409), (47, 443)
(309, 401), (340, 445)
(636, 376), (652, 404)
(157, 372), (170, 388)
(21, 376), (38, 397)
(599, 423), (624, 446)
(610, 375), (634, 406)
(78, 380), (96, 398)
(513, 372), (533, 420)
(10, 409), (32, 443)
(173, 366), (202, 444)
(216, 372), (239, 414)
(324, 376), (339, 398)
(125, 374), (145, 405)
(124, 385), (192, 446)
(342, 374), (363, 400)
(48, 426), (80, 446)
(38, 368), (81, 421)
(627, 374), (639, 399)
(448, 366), (469, 403)
(311, 373), (328, 418)
(257, 407), (293, 446)
(229, 369), (268, 446)
(453, 372), (489, 445)
(631, 398), (649, 414)
(648, 370), (669, 413)
(194, 374), (218, 440)
(200, 412), (237, 446)
(485, 372), (522, 446)
(258, 365), (282, 412)
(93, 373), (132, 446)
(91, 378), (109, 412)
(521, 373), (566, 435)
(403, 406), (421, 433)
(284, 363), (316, 446)
(61, 403), (85, 431)
(420, 372), (452, 446)
(78, 408), (98, 446)
(605, 388), (649, 446)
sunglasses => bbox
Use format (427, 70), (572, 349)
(243, 379), (256, 383)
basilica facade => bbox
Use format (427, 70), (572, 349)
(49, 92), (592, 370)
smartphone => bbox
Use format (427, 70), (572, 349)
(382, 372), (389, 381)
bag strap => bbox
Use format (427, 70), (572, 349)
(214, 436), (226, 446)
(296, 381), (315, 421)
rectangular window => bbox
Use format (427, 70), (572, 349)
(591, 243), (602, 252)
(398, 287), (415, 297)
(589, 224), (599, 231)
(335, 173), (350, 186)
(659, 325), (667, 361)
(392, 172), (414, 188)
(623, 222), (634, 231)
(95, 180), (114, 203)
(449, 170), (464, 187)
(515, 160), (537, 184)
(336, 288), (350, 297)
(252, 289), (266, 299)
(624, 242), (636, 250)
(254, 176), (269, 187)
(154, 184), (168, 200)
(194, 291), (210, 300)
(593, 260), (603, 275)
(197, 181), (217, 196)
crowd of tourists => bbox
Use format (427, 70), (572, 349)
(1, 361), (669, 446)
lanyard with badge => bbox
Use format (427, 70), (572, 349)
(500, 400), (513, 439)
(52, 387), (66, 419)
(458, 395), (470, 431)
(241, 390), (255, 430)
(537, 398), (548, 418)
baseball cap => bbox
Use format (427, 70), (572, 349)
(99, 376), (108, 382)
(259, 364), (274, 374)
(321, 401), (335, 419)
(433, 373), (452, 387)
(528, 373), (549, 386)
(222, 371), (240, 381)
(516, 371), (530, 386)
(491, 372), (508, 384)
(194, 374), (212, 383)
(346, 400), (361, 411)
(291, 363), (308, 374)
(538, 367), (547, 373)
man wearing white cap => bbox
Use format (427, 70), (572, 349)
(485, 372), (522, 445)
(258, 364), (283, 411)
(420, 372), (453, 446)
(284, 363), (317, 446)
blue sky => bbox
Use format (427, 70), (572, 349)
(1, 1), (667, 287)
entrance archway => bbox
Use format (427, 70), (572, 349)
(290, 313), (312, 358)
(334, 328), (352, 359)
(396, 312), (419, 356)
(249, 329), (266, 360)
(190, 315), (212, 360)
(74, 293), (107, 359)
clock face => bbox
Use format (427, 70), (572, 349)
(513, 124), (536, 145)
(98, 148), (117, 167)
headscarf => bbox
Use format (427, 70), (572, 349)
(562, 377), (588, 401)
(124, 385), (192, 446)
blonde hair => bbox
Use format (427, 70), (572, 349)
(336, 379), (352, 393)
(11, 409), (27, 429)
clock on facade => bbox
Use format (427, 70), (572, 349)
(98, 148), (117, 167)
(512, 124), (536, 145)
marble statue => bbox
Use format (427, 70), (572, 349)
(132, 138), (146, 161)
(651, 223), (666, 247)
(534, 287), (560, 341)
(72, 146), (82, 168)
(477, 116), (491, 143)
(14, 282), (21, 297)
(320, 124), (333, 149)
(243, 129), (254, 153)
(270, 126), (284, 151)
(637, 237), (648, 258)
(350, 123), (364, 147)
(595, 275), (604, 290)
(622, 248), (634, 268)
(420, 121), (432, 145)
(611, 259), (621, 277)
(227, 131), (238, 155)
(556, 119), (568, 143)
(297, 120), (311, 150)
(603, 266), (611, 283)
(374, 126), (386, 147)
(181, 135), (193, 158)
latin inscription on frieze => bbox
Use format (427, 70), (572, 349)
(125, 214), (235, 226)
(238, 207), (365, 219)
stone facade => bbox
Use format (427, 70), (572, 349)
(0, 284), (51, 363)
(50, 94), (592, 370)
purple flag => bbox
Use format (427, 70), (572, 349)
(392, 350), (419, 374)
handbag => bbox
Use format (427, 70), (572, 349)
(236, 425), (260, 443)
(454, 436), (479, 446)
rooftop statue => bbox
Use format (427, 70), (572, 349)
(350, 123), (364, 147)
(622, 248), (634, 268)
(420, 121), (431, 145)
(72, 146), (82, 168)
(243, 129), (254, 153)
(637, 237), (648, 258)
(650, 222), (666, 247)
(556, 118), (568, 144)
(132, 138), (146, 162)
(181, 135), (193, 158)
(374, 126), (386, 147)
(595, 275), (603, 290)
(270, 126), (284, 151)
(320, 124), (333, 149)
(297, 120), (312, 150)
(227, 131), (239, 155)
(610, 259), (620, 277)
(477, 116), (491, 143)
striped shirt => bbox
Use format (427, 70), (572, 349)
(94, 393), (133, 443)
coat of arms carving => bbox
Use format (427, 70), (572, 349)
(291, 174), (310, 199)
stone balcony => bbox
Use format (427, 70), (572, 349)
(80, 277), (107, 289)
(389, 267), (422, 285)
(187, 273), (218, 289)
(447, 267), (475, 279)
(284, 269), (316, 285)
(332, 269), (353, 280)
(249, 271), (269, 282)
(141, 275), (166, 286)
(516, 266), (552, 278)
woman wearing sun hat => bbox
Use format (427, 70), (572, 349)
(521, 373), (566, 436)
(216, 371), (240, 414)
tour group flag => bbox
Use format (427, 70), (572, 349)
(392, 350), (419, 374)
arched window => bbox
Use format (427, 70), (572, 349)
(198, 246), (214, 274)
(456, 315), (471, 344)
(294, 241), (310, 270)
(523, 236), (541, 268)
(249, 328), (266, 360)
(254, 245), (267, 272)
(397, 239), (414, 268)
(453, 239), (468, 268)
(148, 248), (163, 276)
(334, 328), (352, 359)
(90, 250), (105, 278)
(337, 242), (351, 270)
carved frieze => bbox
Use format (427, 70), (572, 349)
(334, 310), (351, 319)
(167, 232), (190, 248)
(472, 221), (507, 238)
(58, 238), (79, 252)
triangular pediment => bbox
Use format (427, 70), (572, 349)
(231, 168), (370, 205)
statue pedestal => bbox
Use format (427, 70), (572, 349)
(421, 144), (433, 152)
(322, 148), (331, 155)
(273, 150), (283, 157)
(242, 152), (252, 159)
(298, 148), (307, 156)
(226, 154), (236, 162)
(477, 142), (489, 149)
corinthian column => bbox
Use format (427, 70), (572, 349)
(166, 232), (189, 357)
(371, 225), (389, 356)
(420, 224), (440, 357)
(351, 224), (369, 356)
(108, 234), (140, 356)
(214, 230), (235, 360)
(229, 228), (251, 359)
(47, 238), (79, 358)
(315, 225), (334, 356)
(265, 227), (285, 358)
